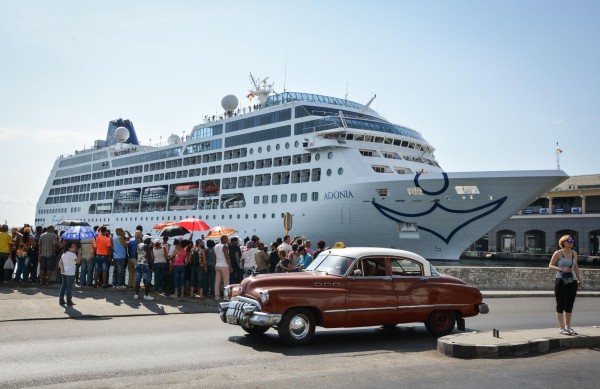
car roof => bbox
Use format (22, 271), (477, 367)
(324, 247), (429, 266)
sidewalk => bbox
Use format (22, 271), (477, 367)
(2, 283), (599, 358)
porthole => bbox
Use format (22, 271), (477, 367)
(285, 142), (290, 149)
(276, 144), (280, 151)
(338, 167), (344, 175)
(328, 151), (333, 159)
(267, 145), (271, 152)
(315, 153), (320, 161)
(327, 169), (332, 176)
(294, 140), (299, 147)
(258, 146), (262, 153)
(250, 148), (254, 155)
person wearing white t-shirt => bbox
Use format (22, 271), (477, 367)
(242, 240), (258, 278)
(58, 241), (80, 306)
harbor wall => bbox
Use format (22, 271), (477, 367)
(437, 267), (600, 291)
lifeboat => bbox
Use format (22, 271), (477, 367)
(142, 187), (167, 203)
(202, 183), (220, 193)
(117, 189), (140, 205)
(174, 184), (200, 198)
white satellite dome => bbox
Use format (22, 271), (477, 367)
(114, 126), (130, 143)
(167, 134), (181, 145)
(221, 94), (239, 112)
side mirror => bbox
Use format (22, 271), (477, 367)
(353, 269), (362, 277)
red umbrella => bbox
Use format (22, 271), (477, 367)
(175, 218), (210, 232)
(153, 221), (175, 230)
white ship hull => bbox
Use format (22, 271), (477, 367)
(34, 86), (568, 259)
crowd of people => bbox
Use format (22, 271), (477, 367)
(0, 223), (333, 305)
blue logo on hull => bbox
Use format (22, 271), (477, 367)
(372, 173), (507, 244)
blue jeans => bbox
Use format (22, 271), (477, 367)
(15, 255), (30, 282)
(94, 255), (109, 273)
(190, 267), (207, 290)
(173, 265), (185, 292)
(114, 258), (127, 286)
(135, 263), (152, 284)
(153, 262), (168, 291)
(59, 275), (75, 304)
(205, 265), (216, 297)
(80, 257), (95, 286)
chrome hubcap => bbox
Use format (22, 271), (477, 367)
(289, 314), (309, 340)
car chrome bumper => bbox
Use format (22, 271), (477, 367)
(478, 303), (489, 314)
(219, 299), (282, 327)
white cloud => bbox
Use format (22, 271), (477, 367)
(0, 195), (35, 206)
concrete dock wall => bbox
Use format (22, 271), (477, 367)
(437, 267), (600, 291)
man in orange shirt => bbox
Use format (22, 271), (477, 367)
(93, 225), (113, 288)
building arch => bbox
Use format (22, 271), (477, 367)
(525, 229), (546, 254)
(589, 230), (600, 256)
(496, 229), (516, 252)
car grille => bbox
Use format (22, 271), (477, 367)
(227, 298), (260, 324)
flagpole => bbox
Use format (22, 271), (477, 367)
(556, 142), (561, 170)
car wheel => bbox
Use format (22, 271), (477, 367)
(425, 310), (456, 337)
(277, 308), (315, 346)
(241, 324), (269, 336)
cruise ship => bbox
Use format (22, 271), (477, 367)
(34, 75), (568, 260)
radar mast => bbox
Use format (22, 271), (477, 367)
(248, 73), (274, 106)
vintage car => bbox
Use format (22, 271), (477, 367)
(219, 247), (489, 346)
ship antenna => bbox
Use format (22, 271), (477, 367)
(283, 49), (287, 92)
(345, 83), (349, 101)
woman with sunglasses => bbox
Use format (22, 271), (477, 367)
(549, 235), (584, 335)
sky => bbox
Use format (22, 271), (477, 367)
(1, 0), (599, 227)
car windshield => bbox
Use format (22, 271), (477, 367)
(305, 253), (355, 276)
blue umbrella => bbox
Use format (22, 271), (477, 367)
(61, 226), (98, 240)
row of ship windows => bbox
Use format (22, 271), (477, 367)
(45, 168), (332, 204)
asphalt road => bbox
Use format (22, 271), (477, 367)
(1, 298), (599, 388)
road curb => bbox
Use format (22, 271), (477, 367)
(438, 327), (600, 358)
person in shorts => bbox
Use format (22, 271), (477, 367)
(134, 236), (154, 301)
(38, 225), (58, 285)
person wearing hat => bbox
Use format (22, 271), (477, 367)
(134, 236), (154, 300)
(190, 239), (207, 299)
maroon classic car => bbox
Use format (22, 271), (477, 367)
(219, 247), (488, 346)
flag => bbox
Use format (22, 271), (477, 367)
(247, 92), (254, 102)
(556, 148), (563, 154)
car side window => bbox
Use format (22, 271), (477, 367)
(353, 257), (387, 277)
(390, 258), (423, 276)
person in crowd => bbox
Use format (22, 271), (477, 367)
(242, 240), (258, 278)
(38, 225), (59, 285)
(190, 239), (207, 299)
(15, 226), (35, 283)
(204, 239), (216, 298)
(267, 242), (279, 273)
(287, 243), (301, 270)
(94, 226), (112, 288)
(312, 240), (327, 260)
(0, 224), (12, 282)
(58, 241), (80, 306)
(170, 239), (189, 298)
(79, 235), (96, 287)
(152, 238), (168, 295)
(296, 245), (313, 270)
(228, 236), (242, 284)
(304, 240), (315, 256)
(127, 231), (142, 288)
(134, 236), (154, 301)
(278, 235), (292, 256)
(214, 235), (232, 301)
(162, 235), (171, 255)
(549, 235), (584, 335)
(30, 225), (42, 283)
(112, 227), (130, 289)
(276, 249), (293, 272)
(254, 242), (269, 274)
(10, 227), (21, 268)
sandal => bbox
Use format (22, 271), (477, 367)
(559, 329), (570, 335)
(566, 327), (578, 335)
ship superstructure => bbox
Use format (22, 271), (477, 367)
(34, 75), (568, 259)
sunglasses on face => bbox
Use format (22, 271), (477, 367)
(566, 239), (575, 243)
